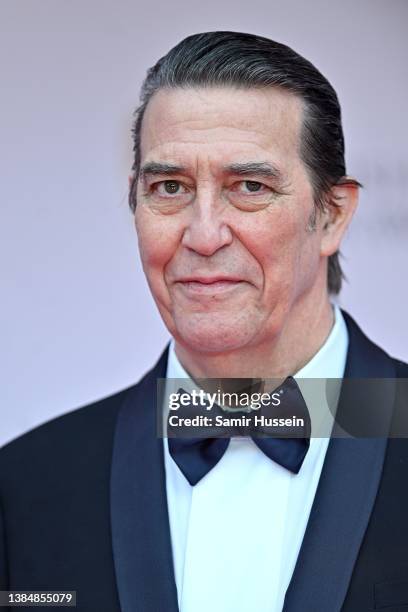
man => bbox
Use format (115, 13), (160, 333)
(1, 31), (407, 612)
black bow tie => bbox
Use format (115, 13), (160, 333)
(167, 376), (311, 485)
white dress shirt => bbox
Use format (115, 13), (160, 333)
(163, 305), (349, 612)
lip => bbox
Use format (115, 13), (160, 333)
(175, 277), (246, 296)
(177, 276), (244, 284)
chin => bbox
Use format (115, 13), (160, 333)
(172, 311), (258, 354)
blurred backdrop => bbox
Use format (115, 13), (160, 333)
(1, 0), (407, 446)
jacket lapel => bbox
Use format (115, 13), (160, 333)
(110, 312), (397, 612)
(283, 311), (396, 612)
(110, 347), (179, 612)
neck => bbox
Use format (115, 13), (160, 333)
(174, 293), (335, 380)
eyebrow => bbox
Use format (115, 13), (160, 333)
(139, 162), (187, 179)
(223, 162), (284, 181)
(139, 160), (287, 184)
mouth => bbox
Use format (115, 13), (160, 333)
(175, 277), (246, 296)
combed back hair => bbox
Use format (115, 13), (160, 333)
(129, 31), (361, 294)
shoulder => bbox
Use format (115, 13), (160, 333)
(0, 344), (169, 493)
(0, 385), (130, 495)
(0, 347), (168, 489)
(341, 309), (408, 376)
(393, 358), (408, 377)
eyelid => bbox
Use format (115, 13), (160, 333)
(232, 180), (272, 193)
(150, 179), (190, 195)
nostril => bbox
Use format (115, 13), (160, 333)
(181, 223), (233, 256)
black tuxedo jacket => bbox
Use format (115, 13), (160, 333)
(1, 311), (408, 612)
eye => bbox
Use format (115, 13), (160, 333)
(242, 180), (263, 193)
(151, 180), (189, 196)
(232, 180), (271, 195)
(163, 180), (181, 194)
(143, 179), (193, 213)
(228, 180), (277, 211)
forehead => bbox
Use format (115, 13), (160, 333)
(139, 86), (303, 171)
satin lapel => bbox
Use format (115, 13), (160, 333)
(283, 311), (396, 612)
(110, 347), (179, 612)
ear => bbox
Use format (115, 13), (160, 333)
(320, 179), (360, 257)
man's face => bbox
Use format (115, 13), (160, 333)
(134, 87), (327, 354)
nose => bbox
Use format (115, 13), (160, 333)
(181, 194), (233, 256)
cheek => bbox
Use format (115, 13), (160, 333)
(135, 208), (176, 272)
(239, 205), (317, 303)
(241, 209), (304, 274)
(261, 213), (321, 299)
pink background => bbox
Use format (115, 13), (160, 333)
(1, 0), (407, 446)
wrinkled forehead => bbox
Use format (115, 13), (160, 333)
(139, 86), (304, 172)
